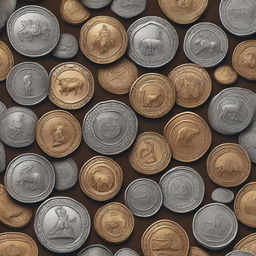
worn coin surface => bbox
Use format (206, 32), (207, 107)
(164, 111), (212, 162)
(0, 102), (6, 115)
(184, 22), (229, 68)
(0, 0), (16, 31)
(234, 233), (256, 254)
(80, 16), (127, 64)
(83, 100), (138, 155)
(78, 244), (113, 256)
(34, 196), (91, 253)
(193, 203), (238, 250)
(0, 41), (14, 81)
(226, 251), (255, 256)
(0, 142), (5, 173)
(115, 248), (140, 256)
(81, 0), (112, 9)
(7, 5), (60, 57)
(214, 65), (238, 85)
(189, 246), (210, 256)
(49, 62), (94, 110)
(211, 188), (235, 204)
(80, 156), (123, 201)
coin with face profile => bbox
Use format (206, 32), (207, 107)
(214, 66), (238, 85)
(234, 233), (256, 254)
(0, 41), (14, 81)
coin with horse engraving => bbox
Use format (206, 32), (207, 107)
(234, 233), (256, 254)
(211, 188), (234, 204)
(115, 248), (140, 256)
(0, 142), (5, 173)
(78, 244), (113, 256)
(226, 251), (255, 256)
(34, 196), (91, 253)
(81, 0), (112, 9)
(0, 0), (16, 31)
(214, 66), (238, 85)
(0, 41), (14, 81)
(189, 247), (210, 256)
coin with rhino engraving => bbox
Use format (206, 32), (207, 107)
(214, 66), (238, 85)
(226, 251), (256, 256)
(189, 247), (210, 256)
(78, 244), (113, 256)
(211, 188), (234, 204)
(0, 41), (14, 81)
(115, 248), (140, 256)
(234, 233), (256, 254)
(81, 0), (112, 9)
(0, 0), (16, 31)
(0, 142), (5, 173)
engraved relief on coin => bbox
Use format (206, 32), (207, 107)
(78, 244), (113, 256)
(0, 142), (5, 173)
(81, 0), (112, 9)
(234, 233), (256, 254)
(0, 0), (16, 31)
(211, 188), (234, 204)
(0, 41), (14, 81)
(214, 66), (238, 85)
(226, 251), (256, 256)
(115, 248), (140, 256)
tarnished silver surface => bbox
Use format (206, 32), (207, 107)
(0, 0), (16, 31)
(211, 188), (234, 204)
(7, 5), (60, 57)
(0, 141), (5, 173)
(124, 178), (162, 217)
(4, 153), (55, 203)
(83, 100), (138, 155)
(0, 101), (6, 115)
(115, 248), (140, 256)
(78, 244), (113, 256)
(127, 16), (179, 68)
(226, 251), (256, 256)
(184, 22), (229, 67)
(34, 196), (91, 253)
(80, 0), (112, 9)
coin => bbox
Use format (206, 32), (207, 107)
(0, 106), (38, 148)
(0, 0), (16, 31)
(78, 244), (113, 256)
(141, 219), (189, 256)
(189, 247), (209, 256)
(34, 196), (91, 253)
(81, 0), (112, 9)
(79, 156), (123, 201)
(36, 110), (82, 158)
(98, 59), (138, 95)
(164, 111), (212, 162)
(129, 132), (171, 175)
(124, 178), (163, 217)
(168, 63), (212, 108)
(7, 5), (60, 57)
(49, 62), (94, 110)
(83, 100), (138, 155)
(6, 62), (49, 106)
(94, 202), (134, 243)
(234, 233), (256, 254)
(115, 248), (140, 256)
(214, 65), (238, 85)
(0, 142), (5, 173)
(80, 16), (128, 64)
(129, 73), (176, 118)
(0, 102), (6, 115)
(211, 188), (234, 204)
(193, 203), (238, 250)
(0, 41), (14, 82)
(226, 251), (255, 256)
(184, 22), (229, 68)
(128, 16), (179, 68)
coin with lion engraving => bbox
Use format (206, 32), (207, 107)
(234, 233), (256, 254)
(0, 41), (14, 81)
(214, 66), (238, 85)
(189, 247), (209, 256)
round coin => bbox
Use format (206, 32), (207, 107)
(81, 0), (112, 9)
(211, 188), (234, 204)
(234, 233), (256, 254)
(0, 102), (6, 115)
(78, 244), (113, 256)
(115, 248), (140, 256)
(0, 141), (5, 173)
(226, 251), (255, 256)
(214, 65), (238, 85)
(0, 0), (16, 31)
(189, 247), (209, 256)
(0, 41), (14, 81)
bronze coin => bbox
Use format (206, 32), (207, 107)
(164, 111), (212, 162)
(80, 16), (128, 64)
(214, 65), (238, 85)
(168, 63), (212, 108)
(79, 156), (123, 201)
(0, 41), (14, 81)
(189, 247), (209, 256)
(234, 233), (256, 254)
(207, 143), (251, 187)
(129, 73), (176, 118)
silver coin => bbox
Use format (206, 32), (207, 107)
(115, 248), (140, 256)
(0, 106), (37, 147)
(0, 101), (6, 115)
(184, 22), (229, 68)
(0, 141), (5, 173)
(78, 244), (113, 256)
(0, 0), (16, 31)
(6, 62), (49, 106)
(52, 158), (78, 191)
(226, 251), (256, 256)
(83, 100), (138, 155)
(127, 16), (179, 68)
(80, 0), (112, 9)
(124, 178), (162, 218)
(211, 188), (234, 204)
(193, 203), (238, 250)
(159, 166), (205, 213)
(111, 0), (146, 19)
(34, 196), (91, 253)
(4, 153), (55, 203)
(7, 5), (60, 57)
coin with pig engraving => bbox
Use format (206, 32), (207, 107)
(115, 248), (140, 256)
(78, 244), (113, 256)
(80, 0), (112, 9)
(0, 0), (16, 31)
(0, 142), (5, 173)
(234, 233), (256, 254)
(226, 251), (255, 256)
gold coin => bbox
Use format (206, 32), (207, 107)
(168, 63), (212, 108)
(36, 110), (81, 158)
(80, 16), (128, 64)
(98, 59), (138, 95)
(0, 41), (14, 81)
(158, 0), (208, 24)
(207, 143), (251, 187)
(232, 40), (256, 80)
(164, 112), (212, 162)
(49, 62), (94, 110)
(141, 219), (189, 256)
(214, 65), (238, 85)
(129, 73), (176, 118)
(129, 132), (171, 175)
(94, 202), (134, 243)
(234, 233), (256, 254)
(189, 247), (209, 256)
(79, 156), (123, 201)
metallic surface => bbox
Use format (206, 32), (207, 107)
(211, 188), (235, 204)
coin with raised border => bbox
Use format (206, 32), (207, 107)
(78, 244), (113, 256)
(211, 188), (234, 204)
(214, 66), (238, 85)
(234, 233), (256, 254)
(189, 246), (209, 256)
(0, 41), (14, 81)
(226, 251), (255, 256)
(115, 248), (140, 256)
(0, 142), (5, 173)
(0, 0), (16, 31)
(81, 0), (112, 9)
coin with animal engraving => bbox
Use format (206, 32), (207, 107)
(211, 188), (234, 204)
(78, 244), (113, 256)
(234, 233), (256, 254)
(49, 62), (94, 110)
(226, 251), (255, 256)
(34, 196), (91, 253)
(189, 247), (210, 256)
(0, 0), (16, 31)
(0, 41), (14, 81)
(164, 112), (212, 162)
(0, 142), (5, 173)
(7, 5), (60, 57)
(94, 202), (134, 243)
(80, 0), (112, 9)
(80, 156), (123, 201)
(214, 65), (238, 85)
(168, 63), (212, 108)
(115, 248), (140, 256)
(36, 110), (82, 158)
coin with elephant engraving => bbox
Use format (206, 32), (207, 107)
(78, 244), (113, 256)
(234, 233), (256, 254)
(34, 196), (91, 253)
(0, 102), (6, 115)
(211, 188), (234, 204)
(214, 66), (238, 85)
(189, 247), (210, 256)
(226, 251), (255, 256)
(0, 41), (14, 81)
(115, 248), (140, 256)
(81, 0), (112, 9)
(0, 0), (16, 31)
(0, 142), (5, 173)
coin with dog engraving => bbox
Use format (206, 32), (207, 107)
(81, 0), (112, 9)
(189, 247), (209, 256)
(234, 233), (256, 254)
(0, 142), (5, 173)
(0, 41), (14, 81)
(78, 244), (113, 256)
(0, 0), (16, 31)
(115, 248), (140, 256)
(214, 66), (238, 85)
(211, 188), (234, 204)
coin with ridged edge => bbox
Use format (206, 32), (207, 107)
(234, 233), (256, 254)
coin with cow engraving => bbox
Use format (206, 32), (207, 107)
(81, 0), (112, 9)
(234, 233), (256, 254)
(36, 110), (82, 158)
(211, 188), (234, 204)
(214, 65), (238, 85)
(34, 196), (91, 253)
(49, 62), (94, 110)
(0, 41), (14, 81)
(0, 142), (5, 173)
(83, 100), (138, 155)
(164, 112), (212, 162)
(226, 251), (255, 256)
(115, 248), (140, 256)
(0, 102), (6, 115)
(184, 22), (229, 67)
(0, 0), (16, 31)
(79, 156), (123, 201)
(128, 16), (179, 68)
(78, 244), (113, 256)
(189, 247), (209, 256)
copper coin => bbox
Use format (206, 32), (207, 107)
(214, 66), (238, 85)
(234, 233), (256, 254)
(0, 41), (14, 81)
(168, 63), (212, 108)
(164, 112), (212, 162)
(98, 59), (138, 95)
(141, 219), (189, 256)
(80, 16), (128, 64)
(49, 62), (94, 110)
(129, 132), (171, 175)
(129, 73), (176, 118)
(189, 247), (209, 256)
(207, 143), (251, 187)
(79, 156), (123, 201)
(36, 110), (82, 158)
(94, 202), (134, 243)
